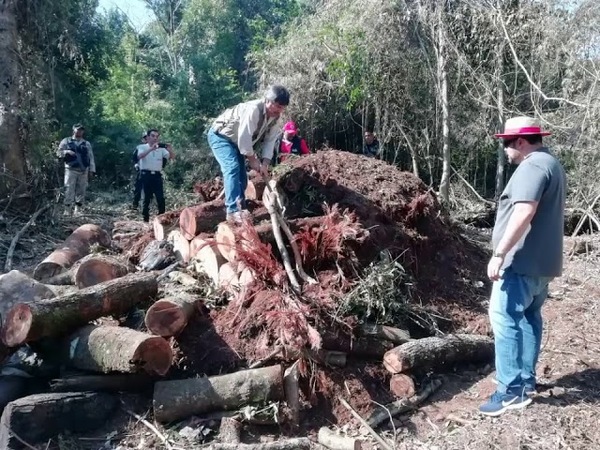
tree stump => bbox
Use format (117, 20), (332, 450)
(145, 293), (200, 337)
(153, 365), (284, 422)
(1, 272), (158, 347)
(383, 334), (494, 374)
(179, 199), (227, 240)
(65, 325), (173, 376)
(33, 224), (111, 281)
(0, 392), (117, 448)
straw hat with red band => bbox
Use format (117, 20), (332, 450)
(494, 116), (551, 139)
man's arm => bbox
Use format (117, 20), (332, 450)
(260, 119), (283, 162)
(57, 138), (74, 158)
(165, 145), (175, 160)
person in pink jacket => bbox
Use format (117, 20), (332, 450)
(276, 121), (310, 163)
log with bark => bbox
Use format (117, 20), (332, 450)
(179, 199), (227, 240)
(33, 224), (111, 281)
(207, 438), (312, 450)
(145, 292), (200, 336)
(190, 236), (225, 285)
(153, 208), (184, 241)
(46, 254), (134, 288)
(50, 373), (155, 393)
(167, 229), (191, 263)
(138, 240), (177, 271)
(0, 392), (117, 448)
(244, 178), (267, 201)
(360, 324), (411, 344)
(383, 334), (494, 374)
(64, 325), (173, 376)
(1, 272), (158, 347)
(218, 417), (242, 444)
(112, 220), (151, 236)
(153, 365), (284, 422)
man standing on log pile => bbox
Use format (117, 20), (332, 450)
(207, 85), (290, 223)
(57, 124), (96, 215)
(135, 129), (175, 222)
(479, 116), (566, 416)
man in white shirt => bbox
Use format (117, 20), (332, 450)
(57, 123), (96, 215)
(135, 128), (175, 222)
(208, 85), (290, 223)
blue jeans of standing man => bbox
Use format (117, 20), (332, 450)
(207, 129), (248, 214)
(489, 266), (553, 393)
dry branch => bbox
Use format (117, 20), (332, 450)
(4, 204), (50, 272)
(318, 427), (363, 450)
(207, 438), (312, 450)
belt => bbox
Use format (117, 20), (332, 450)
(141, 170), (161, 175)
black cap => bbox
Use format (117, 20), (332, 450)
(72, 123), (85, 131)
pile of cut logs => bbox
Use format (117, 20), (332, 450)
(0, 175), (495, 449)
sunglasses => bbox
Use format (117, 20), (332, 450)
(503, 138), (518, 148)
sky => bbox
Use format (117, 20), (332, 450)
(97, 0), (155, 31)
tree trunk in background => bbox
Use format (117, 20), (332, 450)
(495, 39), (506, 199)
(437, 4), (451, 205)
(0, 0), (26, 197)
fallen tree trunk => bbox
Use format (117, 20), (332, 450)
(0, 392), (117, 448)
(153, 365), (284, 422)
(65, 325), (173, 376)
(1, 272), (158, 347)
(145, 293), (200, 336)
(50, 373), (155, 393)
(113, 220), (151, 236)
(33, 224), (111, 281)
(167, 229), (191, 263)
(383, 334), (494, 374)
(191, 236), (225, 285)
(179, 199), (227, 240)
(74, 254), (133, 288)
(153, 208), (184, 241)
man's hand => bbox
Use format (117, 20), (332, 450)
(487, 255), (504, 281)
(247, 154), (261, 172)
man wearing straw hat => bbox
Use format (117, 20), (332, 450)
(479, 116), (566, 416)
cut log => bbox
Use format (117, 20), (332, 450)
(50, 374), (154, 393)
(74, 254), (133, 288)
(219, 262), (240, 292)
(322, 333), (394, 359)
(244, 179), (266, 201)
(153, 208), (184, 241)
(0, 392), (117, 448)
(208, 438), (312, 450)
(33, 224), (111, 281)
(283, 360), (300, 426)
(383, 334), (494, 374)
(153, 365), (284, 422)
(389, 373), (416, 398)
(145, 293), (200, 336)
(65, 325), (173, 376)
(0, 270), (55, 320)
(215, 221), (278, 263)
(1, 272), (158, 347)
(360, 324), (411, 345)
(167, 229), (191, 263)
(179, 199), (227, 240)
(190, 237), (225, 286)
(238, 266), (255, 288)
(219, 417), (242, 444)
(318, 427), (363, 450)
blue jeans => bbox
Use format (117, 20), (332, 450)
(489, 267), (553, 393)
(207, 129), (248, 214)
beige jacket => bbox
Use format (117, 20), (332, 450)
(211, 99), (282, 160)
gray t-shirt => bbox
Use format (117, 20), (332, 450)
(492, 148), (566, 277)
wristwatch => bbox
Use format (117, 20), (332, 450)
(493, 251), (505, 258)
